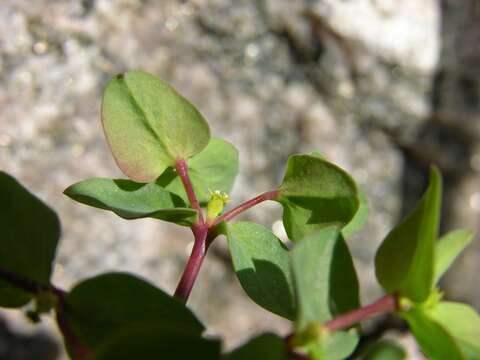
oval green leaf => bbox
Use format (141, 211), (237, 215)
(277, 155), (359, 242)
(434, 229), (474, 284)
(305, 330), (359, 360)
(0, 171), (60, 308)
(291, 226), (360, 329)
(64, 178), (197, 226)
(102, 71), (210, 182)
(157, 138), (239, 204)
(375, 167), (442, 302)
(402, 307), (464, 360)
(226, 222), (295, 320)
(428, 302), (480, 359)
(62, 272), (204, 352)
(226, 333), (288, 360)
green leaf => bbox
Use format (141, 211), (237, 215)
(64, 178), (197, 226)
(361, 340), (407, 360)
(291, 226), (360, 329)
(63, 272), (204, 351)
(226, 333), (288, 360)
(102, 71), (210, 182)
(306, 330), (359, 360)
(375, 167), (442, 302)
(158, 138), (239, 204)
(434, 229), (474, 284)
(0, 171), (60, 308)
(428, 302), (480, 359)
(402, 307), (464, 360)
(226, 222), (295, 320)
(90, 324), (221, 360)
(342, 189), (369, 238)
(277, 155), (359, 242)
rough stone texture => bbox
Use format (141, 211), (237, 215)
(0, 0), (479, 359)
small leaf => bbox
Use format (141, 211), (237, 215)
(434, 229), (474, 284)
(402, 307), (464, 360)
(306, 330), (359, 360)
(291, 226), (360, 329)
(277, 155), (359, 242)
(102, 71), (210, 182)
(158, 138), (239, 204)
(342, 189), (369, 238)
(90, 324), (220, 360)
(63, 272), (204, 351)
(428, 302), (480, 359)
(375, 167), (442, 302)
(0, 171), (60, 308)
(226, 222), (295, 319)
(226, 333), (288, 360)
(64, 178), (197, 226)
(361, 340), (407, 360)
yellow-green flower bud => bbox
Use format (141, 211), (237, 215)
(207, 190), (230, 222)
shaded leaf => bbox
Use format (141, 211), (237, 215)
(402, 307), (464, 360)
(0, 171), (60, 307)
(226, 333), (288, 360)
(91, 324), (220, 360)
(429, 302), (480, 359)
(158, 138), (239, 204)
(434, 229), (474, 284)
(63, 272), (204, 351)
(102, 71), (210, 182)
(361, 340), (406, 360)
(226, 222), (295, 320)
(64, 178), (197, 226)
(375, 167), (442, 302)
(277, 155), (359, 242)
(342, 189), (369, 238)
(291, 226), (360, 329)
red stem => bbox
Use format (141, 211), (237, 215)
(212, 189), (279, 226)
(325, 293), (398, 332)
(176, 159), (204, 225)
(174, 225), (209, 303)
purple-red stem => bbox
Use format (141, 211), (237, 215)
(174, 225), (208, 303)
(325, 293), (398, 332)
(212, 189), (279, 226)
(176, 159), (204, 225)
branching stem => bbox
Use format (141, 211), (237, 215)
(212, 189), (279, 226)
(174, 225), (208, 303)
(176, 159), (204, 225)
(325, 293), (399, 332)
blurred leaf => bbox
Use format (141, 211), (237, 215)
(158, 138), (239, 204)
(277, 155), (359, 242)
(429, 302), (480, 359)
(291, 226), (360, 329)
(434, 229), (474, 284)
(306, 330), (359, 360)
(90, 324), (220, 360)
(63, 272), (204, 351)
(64, 178), (197, 226)
(342, 189), (369, 239)
(226, 222), (295, 320)
(225, 333), (288, 360)
(0, 171), (60, 307)
(361, 340), (407, 360)
(402, 307), (464, 360)
(102, 71), (210, 182)
(375, 167), (442, 302)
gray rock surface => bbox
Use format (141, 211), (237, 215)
(0, 0), (479, 359)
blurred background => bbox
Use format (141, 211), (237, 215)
(0, 0), (479, 359)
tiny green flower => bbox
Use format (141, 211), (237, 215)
(207, 190), (230, 222)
